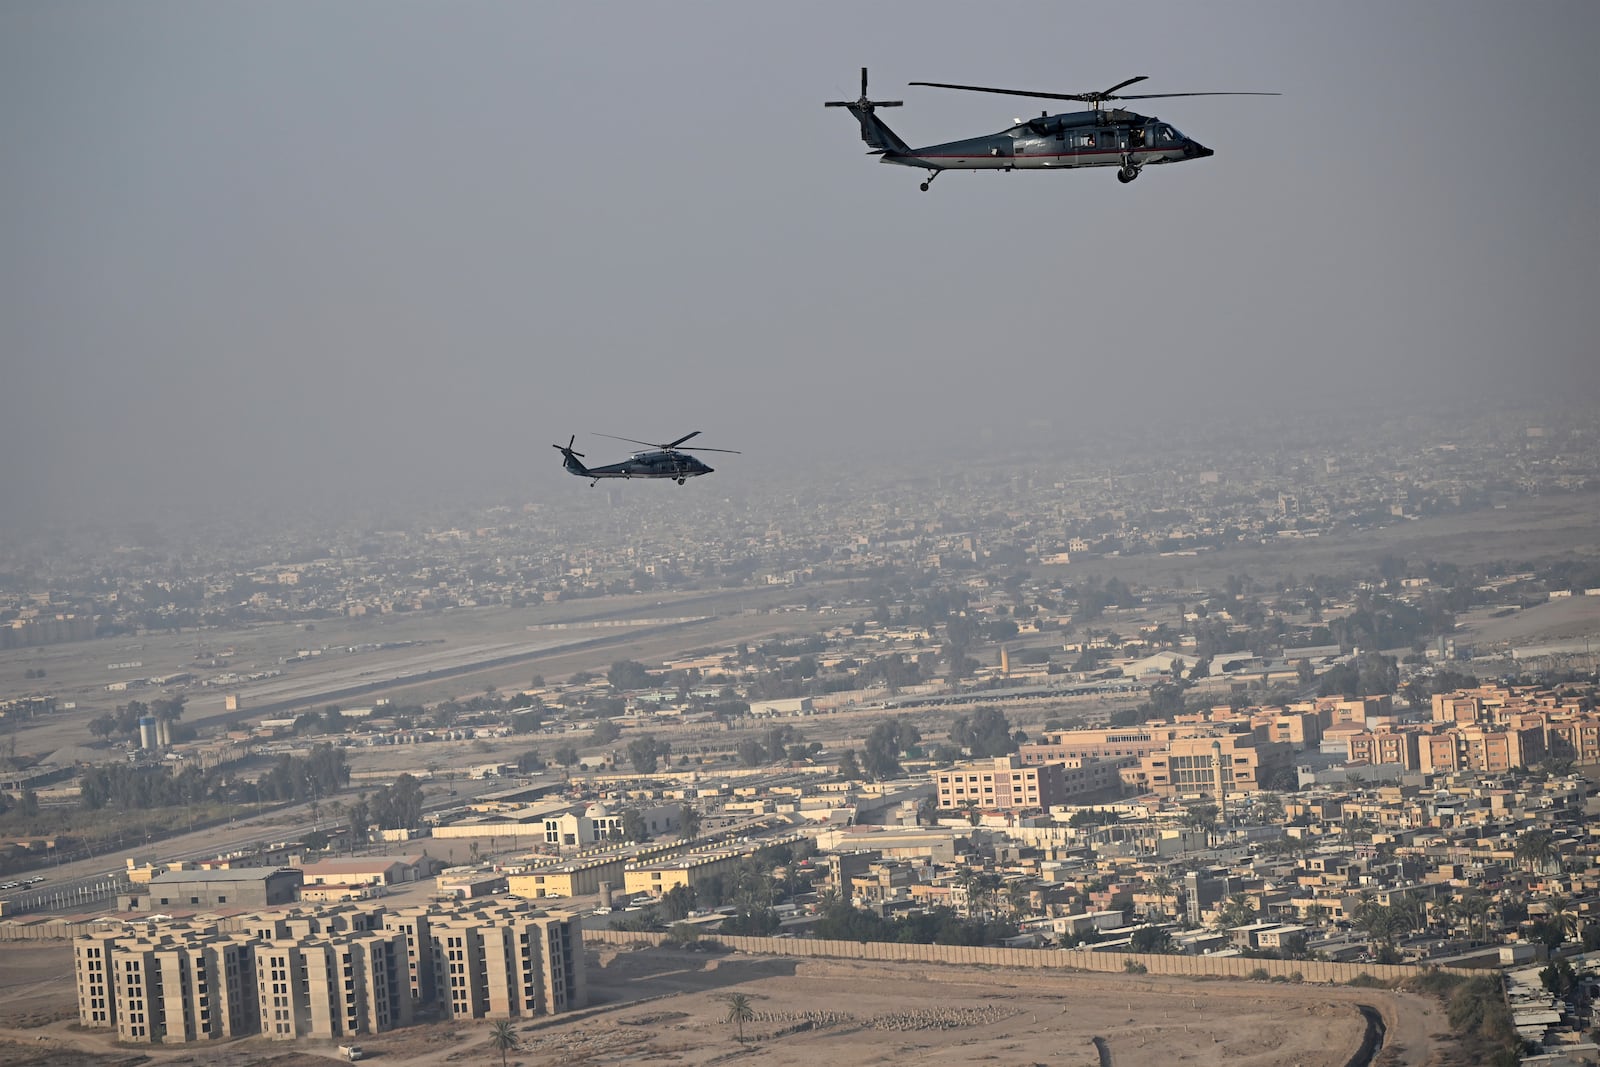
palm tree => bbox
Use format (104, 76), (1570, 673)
(1430, 896), (1461, 937)
(1389, 892), (1426, 937)
(488, 1019), (517, 1067)
(1544, 894), (1580, 943)
(1149, 874), (1174, 921)
(1253, 792), (1285, 825)
(1354, 903), (1409, 949)
(1006, 881), (1035, 921)
(1457, 892), (1492, 943)
(1214, 894), (1257, 931)
(722, 992), (755, 1044)
(1514, 829), (1559, 875)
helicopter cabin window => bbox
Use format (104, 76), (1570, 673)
(1076, 132), (1097, 149)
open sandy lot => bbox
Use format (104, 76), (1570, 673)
(0, 941), (1454, 1067)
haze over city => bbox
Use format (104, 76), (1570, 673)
(2, 2), (1597, 526)
(7, 9), (1600, 1065)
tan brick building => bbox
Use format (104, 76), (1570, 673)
(934, 755), (1063, 811)
(1140, 733), (1289, 797)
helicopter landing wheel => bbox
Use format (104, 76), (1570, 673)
(676, 477), (686, 485)
(920, 182), (929, 192)
(919, 171), (940, 192)
(1117, 166), (1139, 184)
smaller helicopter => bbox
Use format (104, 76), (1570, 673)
(827, 68), (1277, 190)
(553, 431), (740, 486)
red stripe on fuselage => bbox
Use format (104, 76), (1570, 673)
(909, 148), (1179, 161)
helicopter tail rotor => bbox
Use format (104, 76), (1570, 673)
(552, 435), (590, 477)
(825, 67), (911, 155)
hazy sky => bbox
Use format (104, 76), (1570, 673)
(2, 2), (1596, 523)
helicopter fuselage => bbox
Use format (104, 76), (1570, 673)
(886, 109), (1211, 174)
(559, 449), (715, 487)
(579, 450), (713, 482)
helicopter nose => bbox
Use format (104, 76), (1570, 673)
(1188, 141), (1214, 158)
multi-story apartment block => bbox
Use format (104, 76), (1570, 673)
(933, 755), (1074, 812)
(73, 926), (256, 1044)
(1141, 732), (1289, 798)
(254, 929), (411, 1039)
(1347, 726), (1423, 770)
(437, 905), (583, 1018)
(74, 899), (584, 1045)
(1020, 728), (1173, 764)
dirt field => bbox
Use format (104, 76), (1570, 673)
(0, 941), (1456, 1067)
(1453, 595), (1600, 650)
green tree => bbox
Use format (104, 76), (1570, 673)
(862, 718), (918, 780)
(1130, 926), (1175, 953)
(659, 883), (698, 922)
(346, 794), (370, 854)
(1149, 874), (1174, 920)
(948, 707), (1018, 758)
(722, 992), (755, 1044)
(1213, 894), (1257, 931)
(1513, 828), (1559, 874)
(627, 735), (668, 774)
(488, 1019), (517, 1067)
(608, 660), (653, 691)
(1540, 959), (1577, 997)
(837, 750), (861, 779)
(620, 808), (649, 843)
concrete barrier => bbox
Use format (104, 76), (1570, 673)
(585, 929), (1477, 985)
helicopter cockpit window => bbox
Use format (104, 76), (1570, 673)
(1155, 125), (1179, 143)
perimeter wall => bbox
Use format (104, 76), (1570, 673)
(586, 929), (1481, 985)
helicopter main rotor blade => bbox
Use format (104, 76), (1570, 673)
(1114, 91), (1282, 99)
(663, 431), (703, 450)
(910, 80), (1097, 103)
(595, 432), (665, 449)
(678, 446), (742, 455)
(910, 78), (1279, 105)
(1100, 75), (1150, 97)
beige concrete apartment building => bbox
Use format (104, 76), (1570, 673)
(933, 754), (1116, 812)
(74, 899), (584, 1045)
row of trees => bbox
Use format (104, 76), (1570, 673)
(86, 696), (187, 742)
(811, 898), (1017, 946)
(79, 745), (351, 812)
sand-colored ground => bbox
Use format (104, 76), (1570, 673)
(0, 941), (1459, 1067)
(1454, 595), (1600, 651)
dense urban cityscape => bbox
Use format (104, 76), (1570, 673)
(0, 403), (1596, 1067)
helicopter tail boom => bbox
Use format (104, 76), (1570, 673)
(836, 102), (911, 155)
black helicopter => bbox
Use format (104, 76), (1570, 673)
(553, 432), (740, 486)
(827, 69), (1277, 190)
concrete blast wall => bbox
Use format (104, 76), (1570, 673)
(585, 929), (1479, 986)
